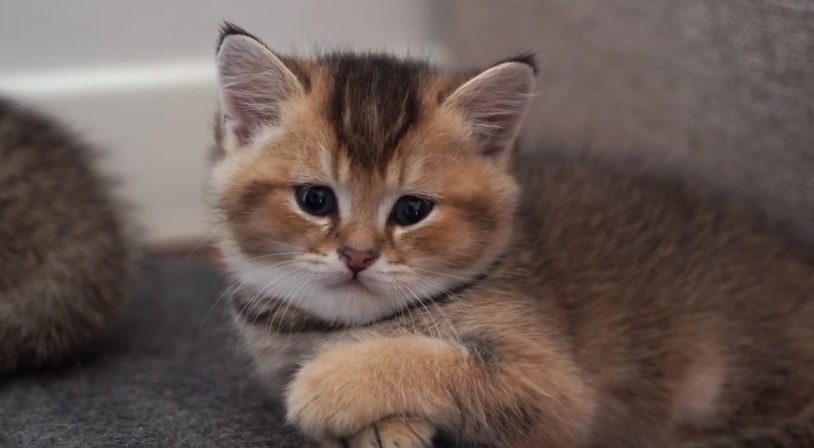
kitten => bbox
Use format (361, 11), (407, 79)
(0, 97), (139, 375)
(209, 23), (814, 448)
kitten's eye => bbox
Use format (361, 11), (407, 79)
(391, 196), (434, 227)
(295, 186), (337, 216)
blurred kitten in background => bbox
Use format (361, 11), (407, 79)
(0, 97), (139, 375)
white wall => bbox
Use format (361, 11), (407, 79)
(0, 0), (442, 243)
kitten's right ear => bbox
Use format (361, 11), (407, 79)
(216, 23), (304, 150)
(443, 55), (537, 165)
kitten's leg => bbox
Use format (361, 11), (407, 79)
(344, 417), (435, 448)
(284, 333), (596, 447)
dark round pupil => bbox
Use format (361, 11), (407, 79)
(305, 189), (325, 208)
(394, 196), (433, 226)
(403, 201), (422, 219)
(296, 186), (335, 216)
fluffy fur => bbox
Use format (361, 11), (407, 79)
(0, 97), (139, 375)
(209, 23), (814, 448)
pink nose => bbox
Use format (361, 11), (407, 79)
(338, 247), (379, 273)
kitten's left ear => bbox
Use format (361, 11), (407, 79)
(216, 23), (304, 150)
(444, 56), (537, 163)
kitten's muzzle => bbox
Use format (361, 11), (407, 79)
(338, 247), (379, 273)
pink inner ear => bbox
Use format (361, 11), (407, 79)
(474, 111), (521, 158)
(445, 62), (535, 160)
(218, 59), (276, 145)
(216, 35), (302, 147)
(221, 96), (250, 144)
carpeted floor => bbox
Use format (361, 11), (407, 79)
(0, 257), (316, 448)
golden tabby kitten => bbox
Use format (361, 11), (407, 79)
(208, 23), (814, 448)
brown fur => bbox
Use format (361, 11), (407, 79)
(210, 24), (814, 448)
(0, 97), (139, 375)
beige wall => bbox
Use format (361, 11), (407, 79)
(441, 0), (814, 245)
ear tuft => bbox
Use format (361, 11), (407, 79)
(444, 61), (537, 162)
(216, 21), (265, 54)
(494, 51), (538, 76)
(216, 25), (304, 149)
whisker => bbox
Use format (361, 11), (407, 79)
(268, 269), (313, 334)
(242, 251), (304, 262)
(426, 295), (461, 341)
(230, 261), (307, 352)
(392, 271), (470, 341)
(412, 271), (472, 314)
(184, 231), (217, 261)
(205, 258), (307, 328)
(409, 266), (471, 282)
(200, 262), (277, 328)
(233, 274), (281, 353)
(381, 277), (419, 336)
(279, 272), (319, 334)
(401, 283), (442, 340)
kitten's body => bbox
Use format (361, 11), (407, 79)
(211, 24), (814, 447)
(0, 97), (138, 374)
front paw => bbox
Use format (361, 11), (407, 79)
(284, 344), (397, 440)
(345, 417), (435, 448)
(285, 336), (464, 442)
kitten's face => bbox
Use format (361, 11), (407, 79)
(211, 25), (535, 325)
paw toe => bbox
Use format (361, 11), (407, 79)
(347, 417), (435, 448)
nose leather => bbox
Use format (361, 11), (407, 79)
(338, 247), (379, 273)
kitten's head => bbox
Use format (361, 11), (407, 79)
(210, 23), (536, 325)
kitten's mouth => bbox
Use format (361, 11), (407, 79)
(337, 276), (371, 293)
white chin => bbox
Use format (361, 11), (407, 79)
(227, 256), (416, 325)
(270, 281), (395, 325)
(310, 280), (397, 324)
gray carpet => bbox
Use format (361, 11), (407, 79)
(0, 257), (316, 448)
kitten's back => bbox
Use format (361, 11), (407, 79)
(0, 97), (139, 374)
(511, 150), (814, 438)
